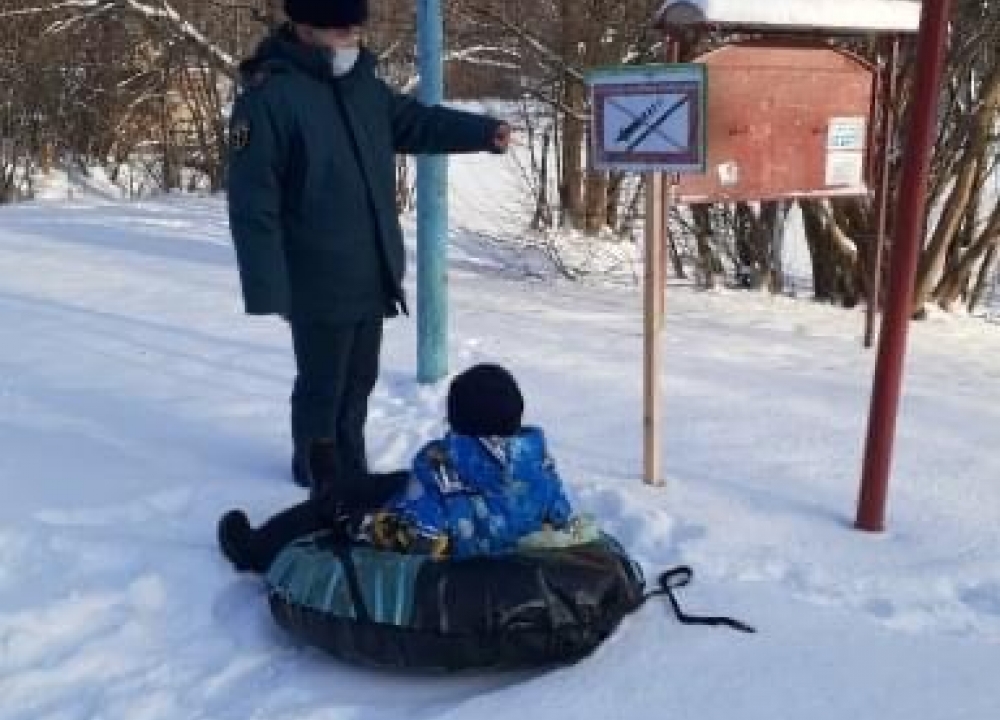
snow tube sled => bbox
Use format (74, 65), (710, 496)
(264, 530), (645, 670)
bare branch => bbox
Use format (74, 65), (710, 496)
(121, 0), (235, 71)
(0, 0), (103, 19)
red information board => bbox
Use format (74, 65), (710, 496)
(675, 42), (876, 204)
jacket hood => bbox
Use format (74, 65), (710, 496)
(238, 23), (376, 85)
(445, 427), (548, 467)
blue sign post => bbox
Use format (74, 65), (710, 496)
(416, 0), (449, 384)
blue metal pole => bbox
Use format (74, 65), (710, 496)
(416, 0), (448, 384)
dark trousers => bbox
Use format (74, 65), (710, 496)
(235, 469), (409, 573)
(290, 316), (383, 482)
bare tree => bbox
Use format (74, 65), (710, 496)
(456, 1), (662, 234)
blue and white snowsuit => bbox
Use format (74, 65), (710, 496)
(382, 427), (572, 557)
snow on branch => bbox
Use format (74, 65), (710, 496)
(447, 45), (520, 70)
(0, 0), (103, 18)
(393, 45), (521, 94)
(454, 7), (586, 83)
(46, 2), (115, 33)
(1, 0), (236, 76)
(122, 0), (235, 71)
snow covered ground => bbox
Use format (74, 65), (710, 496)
(1, 175), (999, 719)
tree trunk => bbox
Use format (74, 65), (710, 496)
(559, 80), (585, 229)
(692, 205), (718, 289)
(606, 172), (624, 234)
(936, 204), (1000, 309)
(556, 0), (584, 229)
(968, 244), (999, 314)
(767, 201), (791, 293)
(914, 67), (1000, 311)
(666, 223), (687, 280)
(583, 170), (608, 234)
(530, 130), (553, 231)
(801, 200), (862, 305)
(802, 201), (834, 301)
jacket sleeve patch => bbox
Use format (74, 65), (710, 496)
(230, 119), (251, 152)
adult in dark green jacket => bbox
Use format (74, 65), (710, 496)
(227, 0), (509, 496)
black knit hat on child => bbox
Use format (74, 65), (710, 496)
(285, 0), (369, 29)
(447, 364), (525, 438)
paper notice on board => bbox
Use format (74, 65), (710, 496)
(828, 117), (867, 151)
(717, 161), (739, 187)
(826, 151), (865, 187)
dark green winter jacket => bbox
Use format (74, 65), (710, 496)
(226, 26), (502, 322)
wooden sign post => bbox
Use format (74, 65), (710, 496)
(644, 171), (665, 485)
(588, 64), (707, 486)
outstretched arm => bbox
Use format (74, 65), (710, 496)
(388, 87), (509, 155)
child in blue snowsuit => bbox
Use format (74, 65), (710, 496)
(365, 364), (572, 558)
(218, 364), (573, 572)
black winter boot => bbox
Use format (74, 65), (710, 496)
(308, 439), (342, 504)
(217, 509), (257, 573)
(291, 451), (311, 488)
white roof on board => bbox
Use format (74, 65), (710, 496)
(655, 0), (922, 34)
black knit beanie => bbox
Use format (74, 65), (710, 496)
(447, 364), (525, 438)
(285, 0), (369, 29)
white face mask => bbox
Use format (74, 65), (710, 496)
(329, 46), (360, 77)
